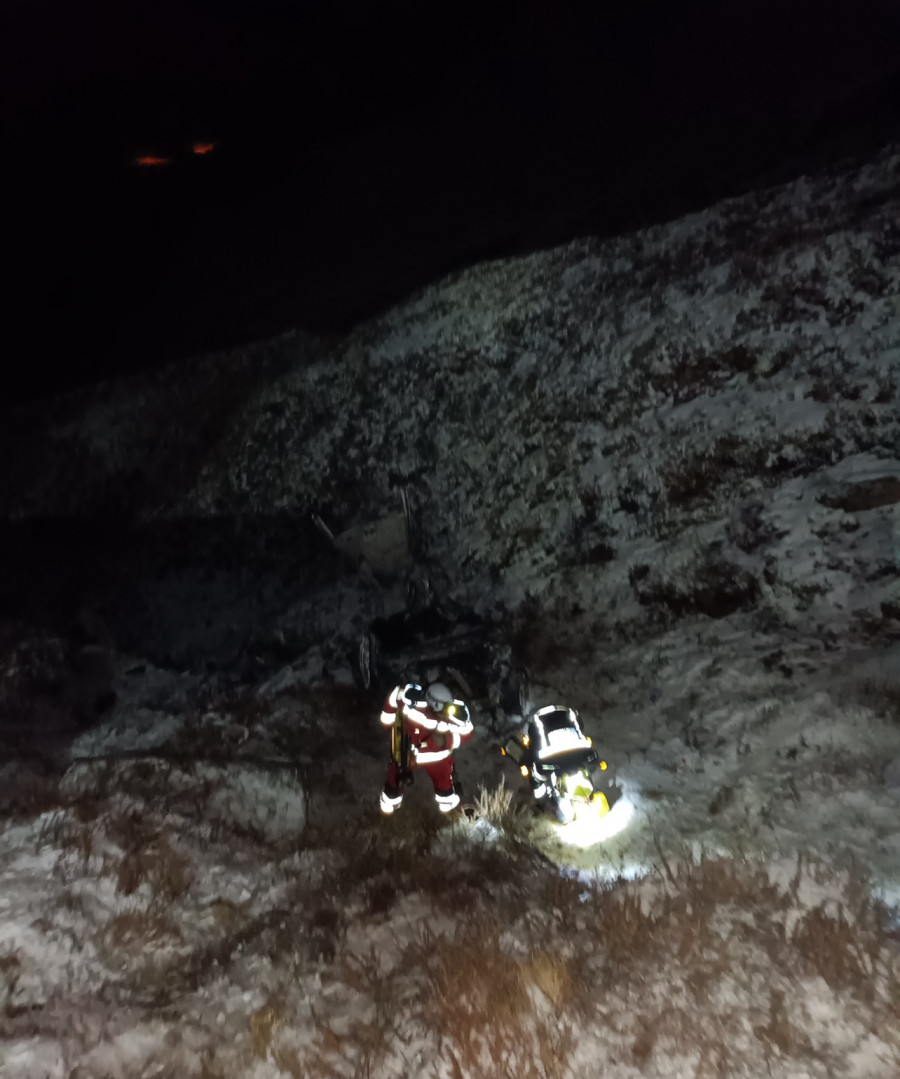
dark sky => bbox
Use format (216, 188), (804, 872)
(4, 0), (900, 401)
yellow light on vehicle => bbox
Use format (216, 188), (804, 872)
(599, 760), (608, 771)
(520, 765), (529, 777)
(522, 735), (530, 747)
(586, 736), (592, 745)
(446, 705), (457, 717)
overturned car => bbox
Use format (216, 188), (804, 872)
(357, 602), (529, 731)
(312, 492), (528, 729)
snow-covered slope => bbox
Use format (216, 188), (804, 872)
(2, 146), (898, 652)
(1, 144), (899, 1078)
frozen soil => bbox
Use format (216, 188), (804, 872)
(1, 638), (899, 1078)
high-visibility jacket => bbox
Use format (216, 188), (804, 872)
(380, 683), (474, 764)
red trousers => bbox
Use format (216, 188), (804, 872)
(384, 755), (456, 801)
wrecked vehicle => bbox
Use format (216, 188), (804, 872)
(357, 602), (529, 731)
(313, 489), (528, 729)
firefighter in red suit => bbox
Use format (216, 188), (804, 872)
(379, 681), (474, 814)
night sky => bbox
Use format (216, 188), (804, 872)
(4, 0), (900, 402)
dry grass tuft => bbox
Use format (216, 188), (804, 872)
(35, 809), (89, 859)
(269, 1047), (305, 1079)
(413, 919), (532, 1035)
(306, 902), (346, 962)
(198, 1050), (228, 1079)
(287, 998), (394, 1079)
(854, 677), (900, 725)
(341, 948), (402, 1027)
(0, 763), (63, 821)
(400, 919), (577, 1078)
(473, 776), (530, 838)
(249, 996), (284, 1059)
(103, 908), (177, 949)
(792, 904), (874, 992)
(520, 948), (573, 1007)
(580, 888), (659, 968)
(630, 1013), (657, 1068)
(115, 834), (193, 901)
(0, 951), (22, 1014)
(327, 806), (521, 921)
(753, 989), (808, 1058)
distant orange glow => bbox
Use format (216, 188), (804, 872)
(192, 142), (215, 155)
(135, 155), (172, 167)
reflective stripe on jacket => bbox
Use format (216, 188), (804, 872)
(380, 682), (474, 765)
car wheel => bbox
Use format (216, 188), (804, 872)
(499, 667), (530, 718)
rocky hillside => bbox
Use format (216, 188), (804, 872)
(1, 144), (898, 673)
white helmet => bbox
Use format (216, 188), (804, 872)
(426, 682), (454, 713)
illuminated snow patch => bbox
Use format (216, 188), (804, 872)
(559, 793), (635, 849)
(873, 884), (900, 930)
(437, 815), (502, 851)
(463, 817), (502, 843)
(563, 861), (652, 889)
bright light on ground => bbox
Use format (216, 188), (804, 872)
(558, 793), (635, 849)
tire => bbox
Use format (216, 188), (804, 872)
(499, 666), (530, 719)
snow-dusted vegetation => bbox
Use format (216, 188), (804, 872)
(1, 143), (899, 1076)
